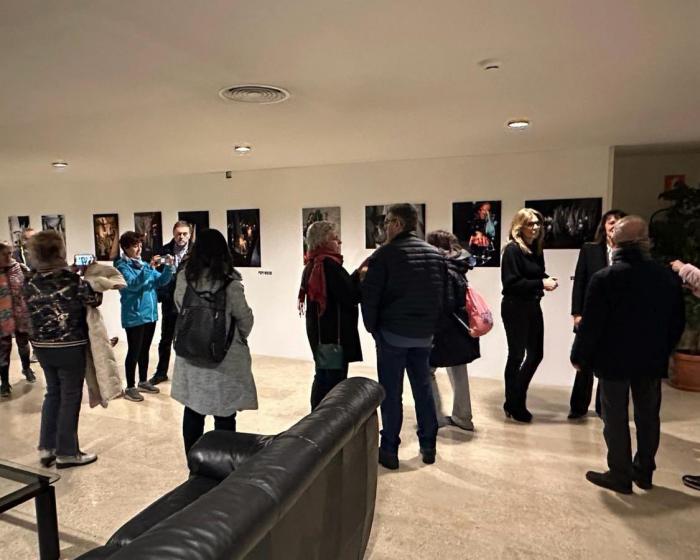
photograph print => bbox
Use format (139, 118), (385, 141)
(302, 206), (341, 254)
(452, 200), (501, 267)
(227, 209), (261, 267)
(525, 197), (602, 249)
(365, 203), (425, 249)
(178, 210), (209, 241)
(93, 213), (120, 261)
(134, 211), (163, 262)
(8, 215), (31, 255)
(41, 214), (66, 245)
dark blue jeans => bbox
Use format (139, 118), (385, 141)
(36, 346), (86, 456)
(376, 337), (437, 454)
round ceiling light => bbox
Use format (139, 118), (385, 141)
(234, 145), (252, 155)
(507, 119), (530, 130)
(478, 59), (502, 71)
(219, 84), (290, 104)
(51, 160), (68, 168)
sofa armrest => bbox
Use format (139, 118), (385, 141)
(187, 430), (274, 481)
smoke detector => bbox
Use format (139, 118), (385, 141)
(218, 84), (290, 104)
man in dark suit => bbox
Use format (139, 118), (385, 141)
(148, 221), (191, 385)
(569, 210), (626, 419)
(571, 216), (685, 494)
(361, 204), (446, 470)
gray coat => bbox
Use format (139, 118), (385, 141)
(171, 269), (257, 416)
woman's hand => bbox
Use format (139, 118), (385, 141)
(297, 299), (305, 317)
(670, 260), (685, 273)
(150, 255), (162, 268)
(572, 315), (582, 328)
(543, 277), (558, 291)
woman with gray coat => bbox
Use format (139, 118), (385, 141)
(170, 229), (257, 455)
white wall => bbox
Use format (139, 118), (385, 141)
(4, 146), (612, 386)
(612, 150), (700, 221)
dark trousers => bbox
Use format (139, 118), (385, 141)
(501, 298), (544, 411)
(376, 336), (437, 454)
(155, 305), (178, 377)
(182, 406), (237, 456)
(599, 376), (661, 483)
(35, 346), (86, 456)
(124, 322), (156, 388)
(310, 362), (349, 410)
(569, 369), (602, 416)
(0, 333), (31, 386)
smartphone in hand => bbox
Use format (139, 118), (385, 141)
(74, 254), (94, 267)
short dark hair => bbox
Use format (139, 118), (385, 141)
(387, 203), (418, 232)
(173, 220), (192, 233)
(119, 231), (143, 251)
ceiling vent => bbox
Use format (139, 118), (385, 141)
(218, 84), (290, 104)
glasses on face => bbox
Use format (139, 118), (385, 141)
(525, 221), (541, 228)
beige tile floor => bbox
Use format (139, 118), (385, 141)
(1, 344), (700, 559)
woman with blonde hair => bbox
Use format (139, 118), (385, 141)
(501, 208), (558, 422)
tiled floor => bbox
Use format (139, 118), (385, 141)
(1, 345), (700, 559)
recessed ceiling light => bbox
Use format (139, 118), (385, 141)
(478, 59), (502, 71)
(234, 145), (252, 155)
(51, 160), (68, 168)
(506, 119), (530, 130)
(219, 85), (290, 104)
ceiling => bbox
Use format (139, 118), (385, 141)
(1, 0), (700, 183)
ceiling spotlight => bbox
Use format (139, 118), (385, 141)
(478, 59), (502, 71)
(506, 119), (530, 130)
(51, 160), (69, 168)
(234, 145), (252, 155)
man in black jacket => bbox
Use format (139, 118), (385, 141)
(571, 216), (685, 494)
(149, 221), (191, 385)
(361, 204), (446, 470)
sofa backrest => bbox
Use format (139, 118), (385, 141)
(107, 377), (384, 560)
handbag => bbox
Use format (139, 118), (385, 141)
(314, 303), (344, 370)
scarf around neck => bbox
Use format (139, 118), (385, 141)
(299, 247), (343, 316)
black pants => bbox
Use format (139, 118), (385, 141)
(599, 377), (661, 483)
(501, 298), (544, 411)
(569, 368), (602, 416)
(182, 406), (237, 456)
(36, 346), (86, 456)
(155, 307), (178, 377)
(124, 322), (156, 388)
(310, 362), (349, 410)
(0, 333), (32, 386)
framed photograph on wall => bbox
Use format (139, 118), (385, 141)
(178, 211), (209, 241)
(302, 206), (341, 254)
(41, 214), (66, 246)
(93, 213), (120, 261)
(525, 198), (602, 249)
(452, 200), (501, 267)
(365, 203), (425, 249)
(135, 211), (163, 262)
(8, 215), (31, 258)
(227, 209), (261, 267)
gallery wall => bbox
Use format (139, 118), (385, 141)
(612, 149), (700, 221)
(4, 145), (612, 387)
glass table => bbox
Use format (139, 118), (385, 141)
(0, 459), (61, 559)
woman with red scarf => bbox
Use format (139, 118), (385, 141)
(298, 221), (362, 409)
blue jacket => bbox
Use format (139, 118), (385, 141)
(115, 257), (174, 328)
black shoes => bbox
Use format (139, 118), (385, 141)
(39, 449), (56, 468)
(0, 384), (11, 398)
(420, 448), (436, 465)
(585, 470), (633, 494)
(22, 367), (36, 383)
(378, 448), (399, 470)
(682, 474), (700, 491)
(567, 410), (587, 420)
(148, 374), (168, 386)
(504, 404), (532, 423)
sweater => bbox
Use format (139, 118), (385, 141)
(501, 242), (547, 300)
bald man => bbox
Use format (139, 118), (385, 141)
(571, 216), (685, 494)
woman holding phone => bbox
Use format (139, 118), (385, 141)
(501, 208), (558, 423)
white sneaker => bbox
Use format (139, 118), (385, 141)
(56, 451), (98, 469)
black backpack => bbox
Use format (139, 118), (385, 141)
(174, 278), (235, 367)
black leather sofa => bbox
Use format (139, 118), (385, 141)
(77, 377), (384, 560)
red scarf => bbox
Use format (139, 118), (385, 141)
(299, 248), (343, 316)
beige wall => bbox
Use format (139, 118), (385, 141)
(4, 146), (612, 386)
(612, 150), (700, 220)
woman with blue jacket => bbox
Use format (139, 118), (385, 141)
(115, 231), (174, 402)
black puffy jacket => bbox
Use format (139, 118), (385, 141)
(361, 231), (446, 338)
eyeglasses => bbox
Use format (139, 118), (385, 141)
(525, 221), (541, 227)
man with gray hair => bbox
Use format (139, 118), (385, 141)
(571, 215), (685, 493)
(361, 203), (446, 470)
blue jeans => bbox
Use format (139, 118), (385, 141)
(376, 336), (437, 454)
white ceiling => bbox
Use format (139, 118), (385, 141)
(2, 0), (700, 183)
